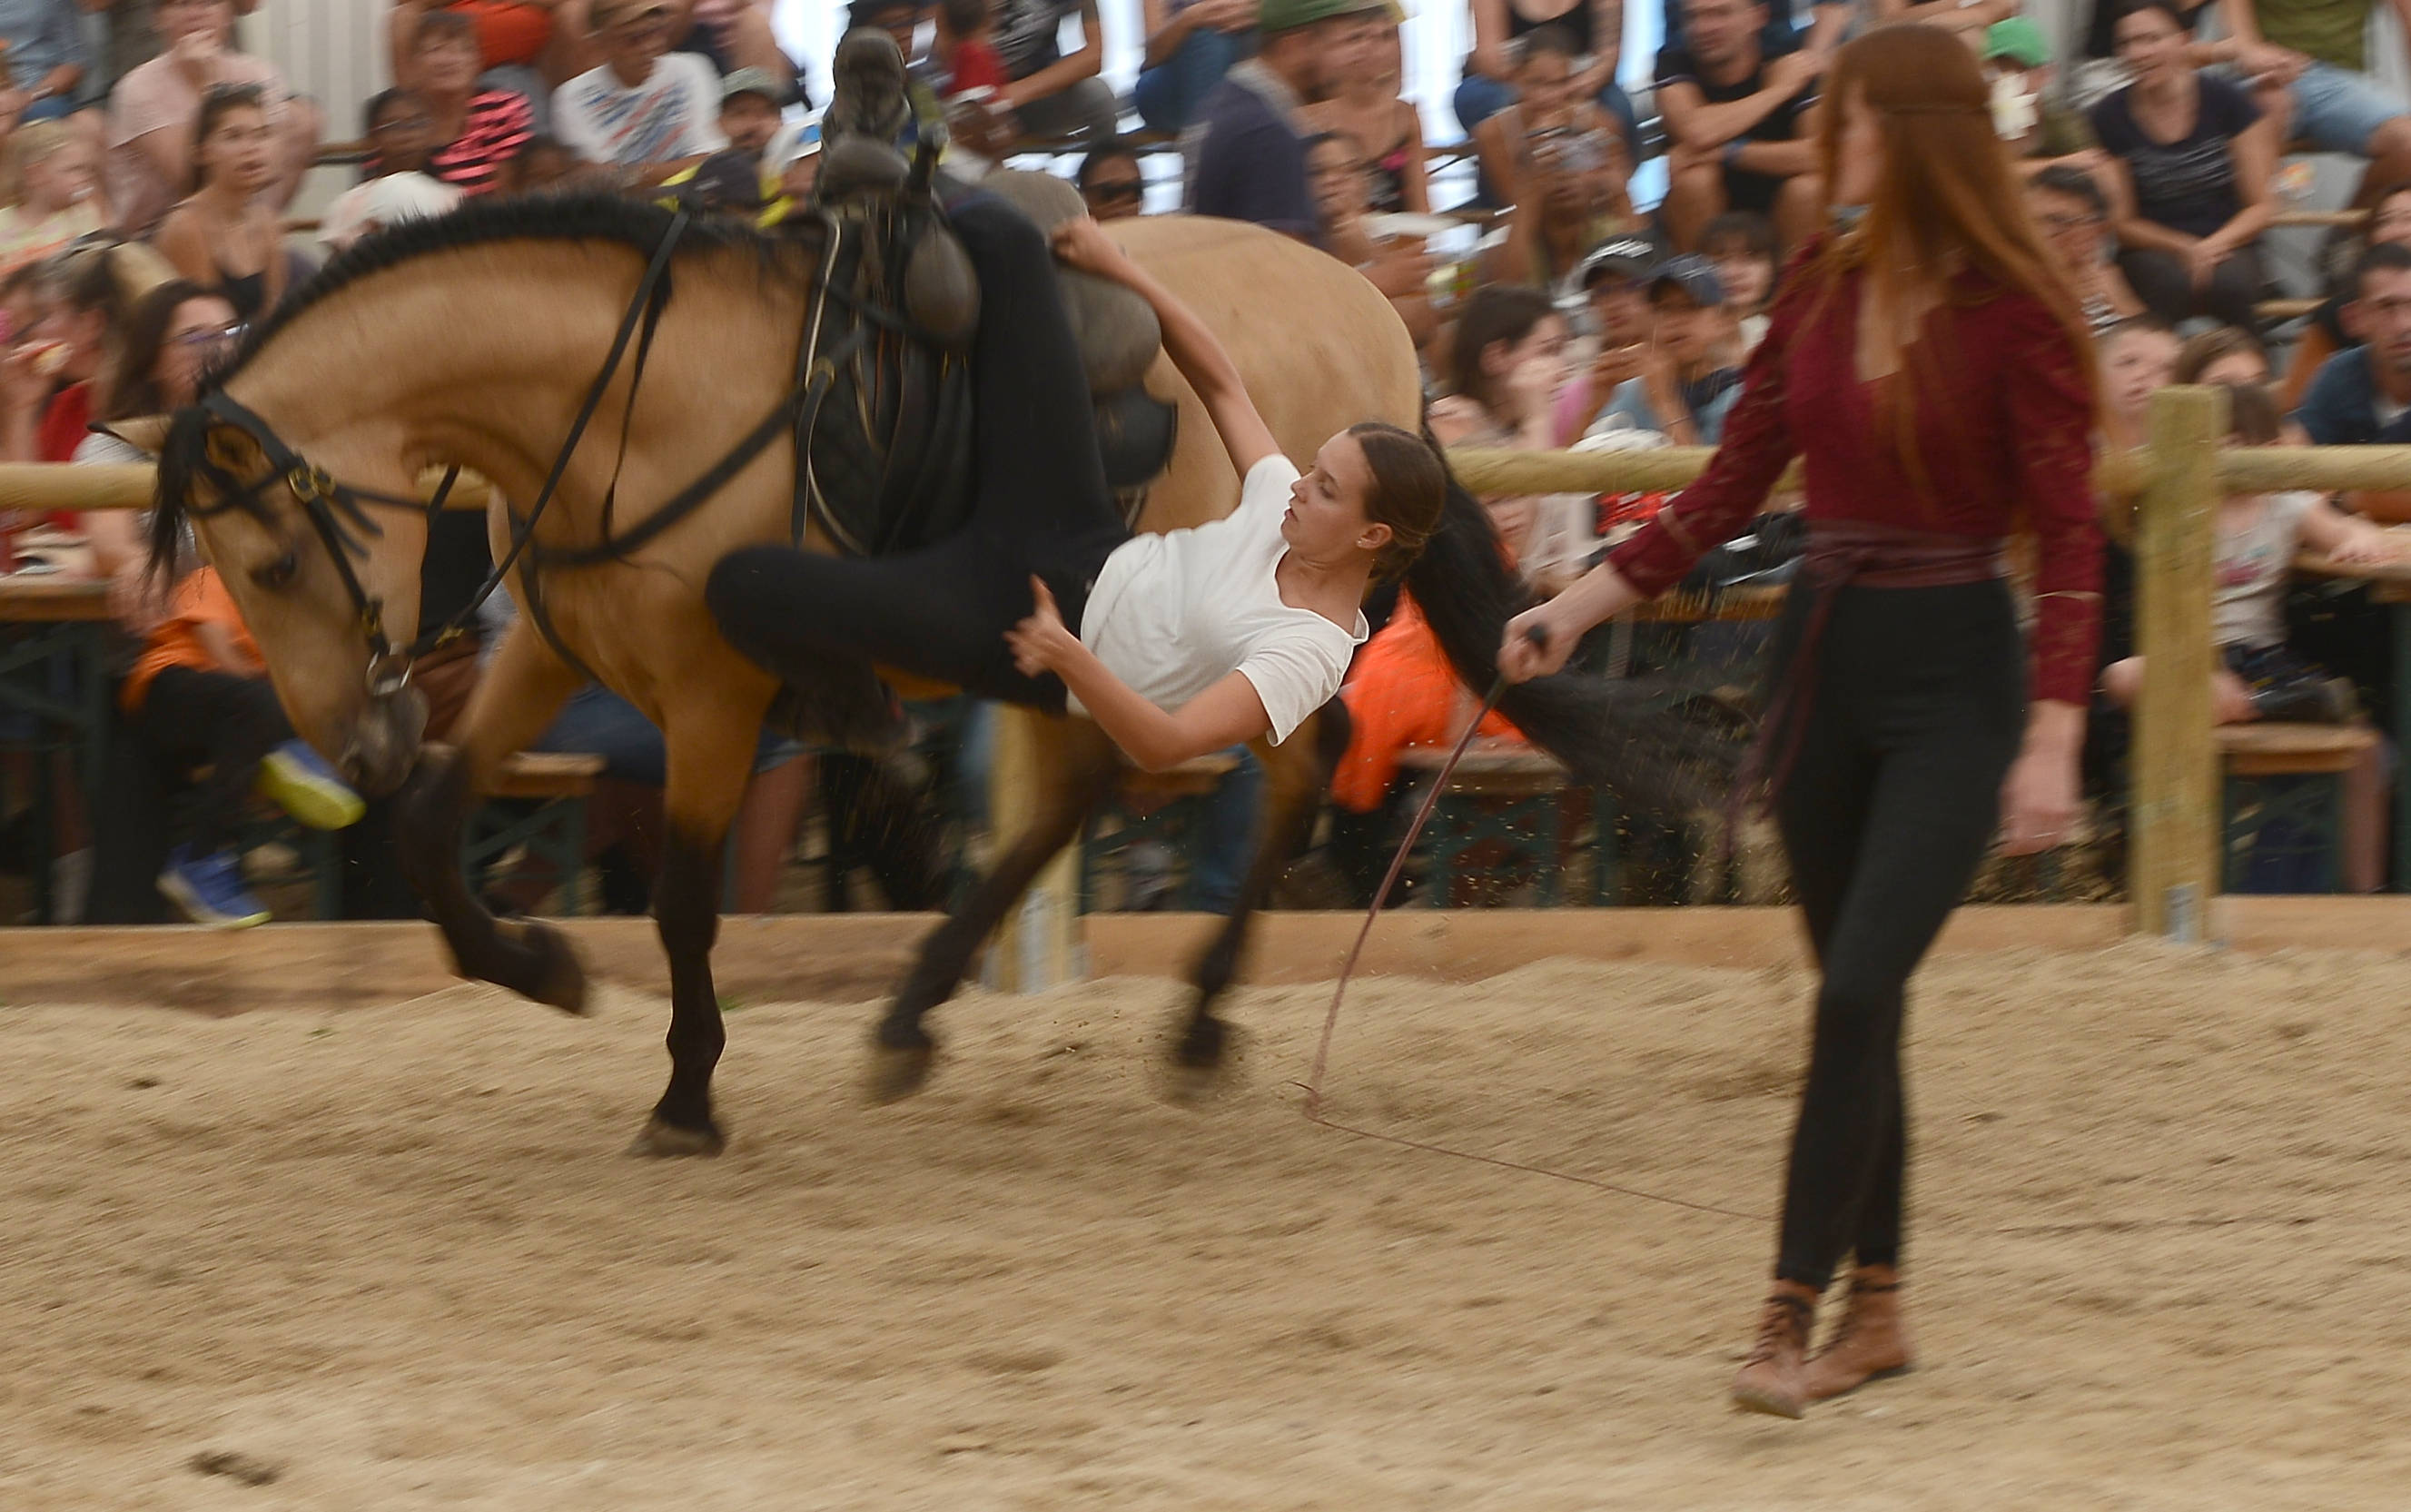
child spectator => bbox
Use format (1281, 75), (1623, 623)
(123, 559), (369, 926)
(501, 131), (580, 193)
(1577, 255), (1744, 447)
(321, 88), (464, 252)
(2092, 0), (2275, 332)
(2175, 324), (2271, 387)
(935, 0), (1007, 97)
(105, 0), (320, 238)
(2099, 313), (2179, 448)
(1075, 139), (1145, 220)
(1303, 5), (1429, 214)
(2100, 382), (2395, 727)
(2028, 164), (2144, 335)
(1457, 0), (1636, 172)
(390, 9), (537, 197)
(1134, 0), (1250, 136)
(0, 122), (103, 276)
(1698, 209), (1774, 353)
(663, 67), (793, 222)
(552, 0), (724, 186)
(0, 242), (160, 482)
(2278, 181), (2411, 410)
(153, 82), (283, 321)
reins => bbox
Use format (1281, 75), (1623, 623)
(1295, 626), (1764, 1224)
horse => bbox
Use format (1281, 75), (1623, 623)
(131, 193), (1696, 1155)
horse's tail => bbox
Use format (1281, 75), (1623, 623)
(1405, 435), (1738, 818)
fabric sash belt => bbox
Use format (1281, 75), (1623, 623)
(1736, 519), (2008, 815)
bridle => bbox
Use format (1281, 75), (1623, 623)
(181, 203), (861, 698)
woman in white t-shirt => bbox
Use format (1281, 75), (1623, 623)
(705, 203), (1450, 772)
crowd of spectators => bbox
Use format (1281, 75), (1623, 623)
(12, 0), (2411, 923)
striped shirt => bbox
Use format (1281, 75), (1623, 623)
(424, 91), (535, 196)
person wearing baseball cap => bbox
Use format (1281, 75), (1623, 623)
(1185, 0), (1389, 240)
(659, 67), (797, 222)
(1572, 254), (1743, 448)
(1981, 15), (2100, 174)
(1548, 234), (1664, 442)
(552, 0), (728, 187)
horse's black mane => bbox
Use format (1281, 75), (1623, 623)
(222, 191), (789, 380)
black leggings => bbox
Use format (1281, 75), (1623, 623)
(706, 194), (1131, 710)
(2117, 242), (2267, 335)
(1765, 580), (2026, 1290)
(133, 666), (293, 854)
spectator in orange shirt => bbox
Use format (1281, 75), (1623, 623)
(122, 566), (368, 926)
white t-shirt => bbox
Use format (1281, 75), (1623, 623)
(552, 53), (727, 168)
(2213, 489), (2316, 650)
(318, 172), (463, 252)
(1076, 454), (1368, 745)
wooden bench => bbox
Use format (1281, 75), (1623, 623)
(2217, 723), (2377, 893)
(1397, 746), (1607, 906)
(466, 753), (608, 915)
(1080, 752), (1244, 913)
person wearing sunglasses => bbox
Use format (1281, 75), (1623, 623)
(1074, 141), (1145, 220)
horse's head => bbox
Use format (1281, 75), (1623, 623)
(131, 402), (438, 796)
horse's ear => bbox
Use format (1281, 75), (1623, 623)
(95, 415), (172, 455)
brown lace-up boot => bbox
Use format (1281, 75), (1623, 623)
(1803, 1267), (1914, 1402)
(1729, 1286), (1818, 1418)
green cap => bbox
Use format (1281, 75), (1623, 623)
(1259, 0), (1386, 33)
(1983, 16), (2050, 67)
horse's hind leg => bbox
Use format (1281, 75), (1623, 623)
(868, 713), (1118, 1102)
(628, 680), (766, 1157)
(1170, 703), (1350, 1101)
(395, 619), (586, 1011)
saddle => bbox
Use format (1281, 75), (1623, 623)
(795, 132), (1176, 560)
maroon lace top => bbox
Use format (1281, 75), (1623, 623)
(1606, 246), (2105, 705)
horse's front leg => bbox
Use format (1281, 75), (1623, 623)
(1171, 703), (1351, 1100)
(629, 681), (766, 1157)
(867, 712), (1118, 1102)
(395, 619), (585, 1010)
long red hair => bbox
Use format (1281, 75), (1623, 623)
(1807, 24), (2098, 490)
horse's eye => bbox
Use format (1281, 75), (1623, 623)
(253, 551), (299, 590)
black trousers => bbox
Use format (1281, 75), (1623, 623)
(132, 666), (292, 855)
(707, 193), (1131, 711)
(2117, 242), (2267, 334)
(1765, 580), (2026, 1290)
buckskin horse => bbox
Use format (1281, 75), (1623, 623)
(130, 191), (1700, 1155)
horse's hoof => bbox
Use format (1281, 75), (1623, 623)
(627, 1116), (725, 1158)
(866, 1039), (937, 1104)
(501, 918), (588, 1015)
(1161, 1020), (1248, 1108)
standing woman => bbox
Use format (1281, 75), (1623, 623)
(1501, 23), (2102, 1419)
(153, 84), (285, 324)
(2090, 0), (2275, 332)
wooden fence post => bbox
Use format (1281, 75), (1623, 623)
(982, 706), (1084, 993)
(2129, 385), (2226, 941)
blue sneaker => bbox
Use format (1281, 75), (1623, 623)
(157, 844), (271, 929)
(255, 739), (365, 831)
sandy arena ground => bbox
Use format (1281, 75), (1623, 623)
(4, 940), (2411, 1509)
